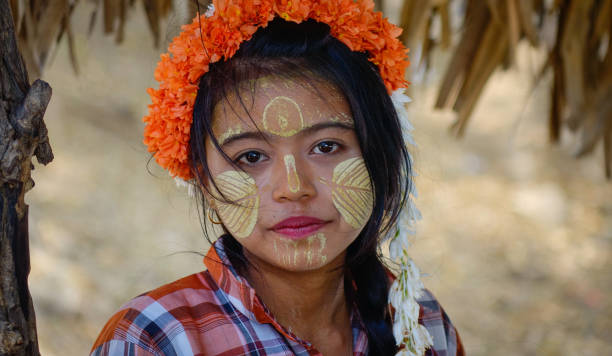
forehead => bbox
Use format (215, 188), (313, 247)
(211, 76), (352, 141)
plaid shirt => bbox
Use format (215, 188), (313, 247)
(91, 237), (464, 356)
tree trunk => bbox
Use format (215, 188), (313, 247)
(0, 0), (53, 354)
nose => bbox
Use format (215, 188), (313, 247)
(272, 154), (316, 202)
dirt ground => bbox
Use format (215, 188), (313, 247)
(27, 3), (611, 356)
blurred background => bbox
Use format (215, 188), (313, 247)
(12, 0), (612, 355)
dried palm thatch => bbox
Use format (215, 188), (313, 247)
(400, 0), (612, 178)
(7, 0), (612, 177)
(8, 0), (175, 78)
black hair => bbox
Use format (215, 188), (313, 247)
(189, 17), (411, 356)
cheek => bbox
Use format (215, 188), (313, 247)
(213, 170), (260, 239)
(322, 157), (374, 229)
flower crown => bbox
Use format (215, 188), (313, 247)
(143, 0), (410, 181)
(142, 1), (432, 355)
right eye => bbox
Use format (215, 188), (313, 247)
(236, 150), (266, 165)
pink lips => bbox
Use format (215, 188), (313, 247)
(271, 216), (328, 239)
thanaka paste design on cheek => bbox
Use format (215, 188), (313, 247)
(320, 157), (374, 229)
(262, 96), (305, 137)
(213, 170), (259, 238)
(283, 154), (301, 193)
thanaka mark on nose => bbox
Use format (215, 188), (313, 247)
(283, 154), (301, 193)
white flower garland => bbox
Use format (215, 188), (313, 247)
(388, 88), (433, 356)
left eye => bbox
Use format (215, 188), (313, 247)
(312, 141), (340, 154)
(236, 150), (267, 165)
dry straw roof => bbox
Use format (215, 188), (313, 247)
(8, 0), (612, 177)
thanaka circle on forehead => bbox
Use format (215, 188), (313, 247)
(262, 96), (304, 137)
(210, 74), (353, 145)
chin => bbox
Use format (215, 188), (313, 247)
(267, 238), (330, 270)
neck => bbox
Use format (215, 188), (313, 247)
(243, 250), (351, 343)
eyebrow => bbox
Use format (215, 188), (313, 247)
(218, 120), (355, 148)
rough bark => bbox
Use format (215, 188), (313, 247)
(1, 0), (53, 354)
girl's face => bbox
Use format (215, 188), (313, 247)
(205, 76), (373, 271)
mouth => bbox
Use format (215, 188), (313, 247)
(271, 216), (329, 239)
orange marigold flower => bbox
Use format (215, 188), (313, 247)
(143, 0), (410, 180)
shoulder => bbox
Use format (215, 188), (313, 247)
(417, 289), (465, 356)
(90, 271), (230, 356)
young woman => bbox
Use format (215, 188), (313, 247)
(91, 2), (464, 355)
